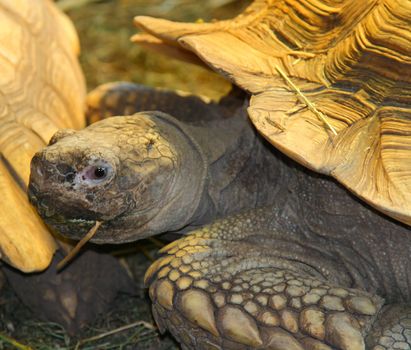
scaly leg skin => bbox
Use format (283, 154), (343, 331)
(366, 305), (411, 350)
(145, 209), (409, 350)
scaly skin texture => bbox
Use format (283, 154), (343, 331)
(29, 84), (411, 349)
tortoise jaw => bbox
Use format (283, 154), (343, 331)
(29, 186), (143, 243)
(28, 185), (136, 243)
(39, 212), (124, 243)
(47, 217), (97, 240)
(28, 183), (104, 240)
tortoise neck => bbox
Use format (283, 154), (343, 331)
(181, 108), (283, 225)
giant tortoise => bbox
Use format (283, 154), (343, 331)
(28, 0), (411, 349)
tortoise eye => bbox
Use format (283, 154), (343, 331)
(94, 167), (107, 179)
(81, 163), (112, 183)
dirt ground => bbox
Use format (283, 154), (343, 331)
(0, 0), (250, 349)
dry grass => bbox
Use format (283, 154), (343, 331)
(0, 242), (179, 350)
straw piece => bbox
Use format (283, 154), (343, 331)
(57, 221), (102, 270)
(275, 65), (338, 135)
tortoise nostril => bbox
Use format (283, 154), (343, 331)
(56, 163), (77, 183)
(56, 163), (75, 176)
(31, 157), (76, 184)
(65, 172), (75, 183)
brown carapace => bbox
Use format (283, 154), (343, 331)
(0, 0), (86, 271)
(133, 0), (411, 227)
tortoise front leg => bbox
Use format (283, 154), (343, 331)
(144, 209), (398, 350)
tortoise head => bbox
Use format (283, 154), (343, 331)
(28, 112), (207, 243)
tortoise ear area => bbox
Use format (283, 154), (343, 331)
(48, 129), (77, 146)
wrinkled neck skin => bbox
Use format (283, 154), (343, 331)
(171, 107), (281, 231)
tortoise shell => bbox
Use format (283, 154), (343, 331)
(134, 0), (411, 226)
(0, 0), (86, 271)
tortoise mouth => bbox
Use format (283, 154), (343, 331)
(28, 168), (175, 244)
(28, 184), (155, 244)
(28, 184), (111, 241)
(48, 216), (98, 240)
(44, 214), (155, 244)
(31, 206), (120, 243)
